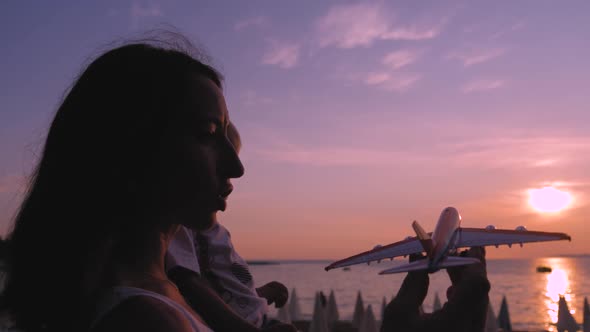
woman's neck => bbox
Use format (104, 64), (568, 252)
(112, 224), (180, 288)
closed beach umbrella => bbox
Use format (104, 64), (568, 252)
(485, 302), (498, 332)
(326, 290), (339, 327)
(359, 304), (378, 332)
(352, 290), (365, 328)
(557, 295), (579, 332)
(497, 296), (512, 332)
(277, 300), (291, 323)
(309, 292), (329, 332)
(583, 297), (589, 332)
(288, 288), (302, 321)
(380, 296), (387, 322)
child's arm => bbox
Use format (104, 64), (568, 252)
(256, 281), (289, 308)
(170, 267), (297, 332)
(168, 266), (261, 332)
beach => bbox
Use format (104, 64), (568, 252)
(250, 256), (590, 331)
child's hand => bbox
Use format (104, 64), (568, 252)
(256, 281), (288, 308)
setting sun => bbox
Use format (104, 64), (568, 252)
(528, 186), (573, 213)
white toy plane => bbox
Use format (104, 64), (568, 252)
(325, 207), (571, 274)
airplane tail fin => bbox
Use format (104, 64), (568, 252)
(379, 256), (481, 275)
(412, 220), (434, 256)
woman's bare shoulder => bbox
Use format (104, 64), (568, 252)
(91, 295), (195, 332)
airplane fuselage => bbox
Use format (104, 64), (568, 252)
(428, 207), (462, 270)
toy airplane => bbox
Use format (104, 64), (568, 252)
(325, 207), (571, 274)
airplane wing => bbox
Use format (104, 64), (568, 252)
(454, 227), (571, 248)
(325, 237), (424, 271)
(379, 256), (481, 275)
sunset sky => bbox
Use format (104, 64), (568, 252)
(1, 1), (589, 260)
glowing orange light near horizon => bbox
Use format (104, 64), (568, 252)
(528, 186), (572, 213)
(543, 261), (576, 331)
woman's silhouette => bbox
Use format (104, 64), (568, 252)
(2, 36), (243, 332)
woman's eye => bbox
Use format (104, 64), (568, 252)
(194, 123), (220, 140)
(207, 123), (218, 135)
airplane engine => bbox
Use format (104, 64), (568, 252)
(516, 226), (527, 231)
(485, 225), (496, 230)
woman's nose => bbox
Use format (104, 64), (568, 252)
(222, 139), (244, 179)
(229, 153), (245, 179)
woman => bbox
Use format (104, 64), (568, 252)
(2, 37), (244, 332)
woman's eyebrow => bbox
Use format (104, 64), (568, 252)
(196, 116), (224, 128)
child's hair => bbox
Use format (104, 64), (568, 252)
(2, 33), (223, 332)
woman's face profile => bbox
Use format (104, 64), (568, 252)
(153, 75), (244, 230)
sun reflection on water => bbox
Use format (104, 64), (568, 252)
(543, 258), (576, 331)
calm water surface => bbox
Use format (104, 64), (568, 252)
(250, 257), (590, 331)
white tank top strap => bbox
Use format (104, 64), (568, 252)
(90, 286), (213, 332)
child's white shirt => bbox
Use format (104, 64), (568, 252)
(166, 223), (268, 327)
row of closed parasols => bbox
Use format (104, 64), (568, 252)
(276, 289), (590, 332)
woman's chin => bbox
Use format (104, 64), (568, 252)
(184, 212), (217, 231)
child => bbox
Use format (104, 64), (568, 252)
(166, 122), (292, 332)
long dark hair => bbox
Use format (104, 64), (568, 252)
(2, 36), (223, 332)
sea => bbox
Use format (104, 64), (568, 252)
(250, 256), (590, 332)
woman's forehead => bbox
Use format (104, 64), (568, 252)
(186, 75), (229, 125)
(227, 122), (241, 150)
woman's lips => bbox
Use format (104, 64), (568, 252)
(216, 184), (233, 211)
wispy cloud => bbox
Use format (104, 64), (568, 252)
(382, 50), (421, 69)
(315, 3), (443, 49)
(461, 79), (505, 93)
(445, 137), (590, 169)
(365, 72), (391, 85)
(234, 16), (269, 31)
(533, 181), (590, 190)
(380, 74), (421, 92)
(364, 72), (421, 92)
(491, 20), (525, 40)
(261, 41), (300, 69)
(531, 159), (559, 167)
(241, 90), (274, 106)
(131, 2), (163, 28)
(255, 135), (590, 170)
(381, 26), (440, 41)
(255, 143), (427, 167)
(357, 49), (422, 92)
(447, 48), (506, 67)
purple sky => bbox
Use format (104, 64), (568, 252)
(1, 1), (589, 259)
